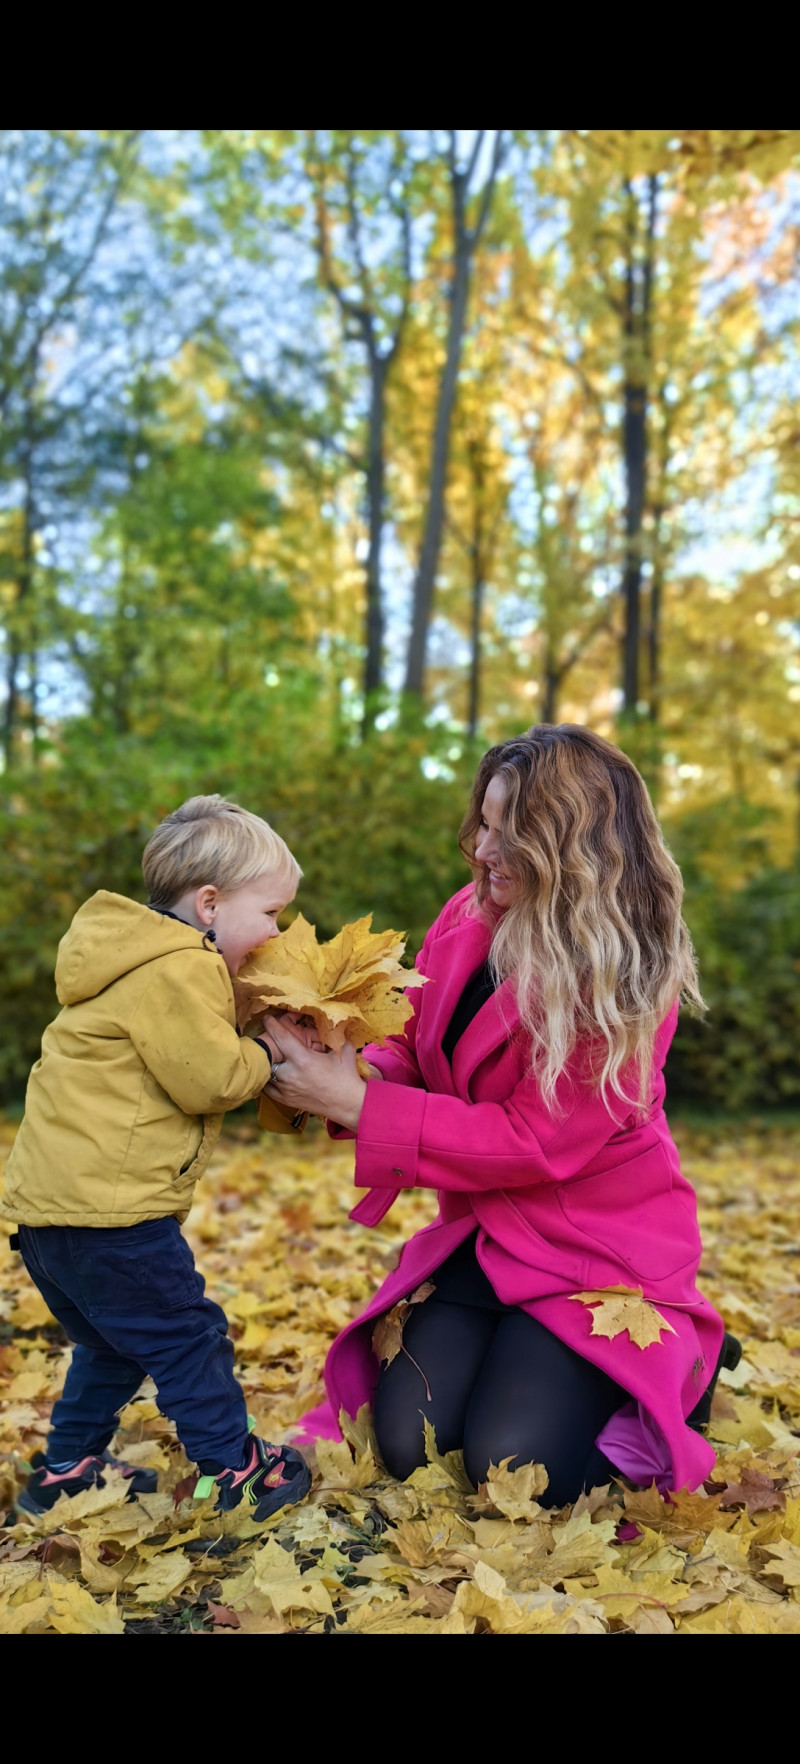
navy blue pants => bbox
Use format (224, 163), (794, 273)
(18, 1219), (248, 1473)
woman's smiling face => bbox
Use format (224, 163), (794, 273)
(474, 774), (517, 907)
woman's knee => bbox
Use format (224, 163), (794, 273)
(463, 1413), (614, 1507)
(463, 1427), (574, 1505)
(373, 1386), (428, 1481)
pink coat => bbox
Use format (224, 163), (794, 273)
(296, 885), (724, 1493)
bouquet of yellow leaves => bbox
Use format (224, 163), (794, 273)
(233, 913), (427, 1134)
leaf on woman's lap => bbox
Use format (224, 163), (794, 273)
(570, 1284), (677, 1349)
(372, 1281), (437, 1369)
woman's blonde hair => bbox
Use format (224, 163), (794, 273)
(143, 795), (301, 911)
(460, 724), (704, 1116)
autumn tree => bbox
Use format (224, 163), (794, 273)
(403, 130), (507, 701)
(0, 128), (142, 770)
(304, 131), (416, 727)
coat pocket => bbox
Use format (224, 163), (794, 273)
(556, 1146), (698, 1281)
(173, 1114), (223, 1189)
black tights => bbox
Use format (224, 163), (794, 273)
(373, 1237), (627, 1507)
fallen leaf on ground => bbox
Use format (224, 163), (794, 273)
(2, 1119), (800, 1638)
(206, 1600), (241, 1629)
(716, 1466), (786, 1513)
(481, 1457), (548, 1522)
(46, 1579), (125, 1635)
(126, 1550), (194, 1605)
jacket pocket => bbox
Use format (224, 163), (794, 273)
(173, 1114), (223, 1188)
(177, 1118), (204, 1177)
(556, 1146), (698, 1281)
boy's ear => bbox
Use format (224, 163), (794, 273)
(194, 884), (220, 928)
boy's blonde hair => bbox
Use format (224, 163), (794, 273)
(143, 795), (301, 911)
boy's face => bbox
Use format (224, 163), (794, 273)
(210, 873), (296, 976)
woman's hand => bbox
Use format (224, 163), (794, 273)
(263, 1010), (324, 1052)
(263, 1017), (368, 1132)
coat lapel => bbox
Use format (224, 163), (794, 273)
(421, 909), (521, 1098)
(451, 976), (521, 1098)
(421, 913), (489, 1096)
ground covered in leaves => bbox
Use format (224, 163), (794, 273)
(1, 1116), (799, 1636)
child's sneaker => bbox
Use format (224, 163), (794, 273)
(102, 1450), (159, 1497)
(15, 1450), (158, 1517)
(200, 1435), (311, 1524)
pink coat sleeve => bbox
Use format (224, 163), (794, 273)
(352, 1065), (635, 1195)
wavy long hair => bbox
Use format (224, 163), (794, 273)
(459, 724), (704, 1115)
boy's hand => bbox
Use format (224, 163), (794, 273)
(263, 1018), (367, 1131)
(263, 1010), (325, 1054)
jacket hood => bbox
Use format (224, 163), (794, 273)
(55, 891), (208, 1006)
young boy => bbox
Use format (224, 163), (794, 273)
(2, 794), (312, 1523)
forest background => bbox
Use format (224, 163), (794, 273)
(1, 128), (799, 1114)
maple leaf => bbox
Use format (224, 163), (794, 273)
(386, 1508), (465, 1568)
(315, 1435), (377, 1491)
(759, 1541), (800, 1587)
(569, 1284), (677, 1349)
(473, 1457), (549, 1522)
(250, 1537), (334, 1618)
(544, 1511), (619, 1582)
(716, 1466), (786, 1515)
(622, 1483), (736, 1550)
(0, 1591), (54, 1634)
(126, 1549), (195, 1605)
(173, 1470), (199, 1508)
(206, 1599), (241, 1629)
(339, 1403), (380, 1461)
(371, 1281), (436, 1397)
(46, 1579), (126, 1635)
(232, 912), (427, 1059)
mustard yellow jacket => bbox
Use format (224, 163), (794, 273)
(0, 892), (271, 1228)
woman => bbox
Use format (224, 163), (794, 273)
(265, 725), (732, 1501)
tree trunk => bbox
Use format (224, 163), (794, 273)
(3, 432), (36, 770)
(362, 354), (388, 734)
(620, 175), (657, 714)
(647, 385), (671, 731)
(465, 437), (487, 738)
(404, 131), (505, 701)
(405, 236), (472, 696)
(543, 656), (559, 724)
(467, 563), (485, 741)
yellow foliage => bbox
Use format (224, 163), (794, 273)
(233, 912), (427, 1057)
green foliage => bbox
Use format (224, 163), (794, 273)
(3, 709), (797, 1114)
(669, 864), (800, 1111)
(0, 720), (475, 1099)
